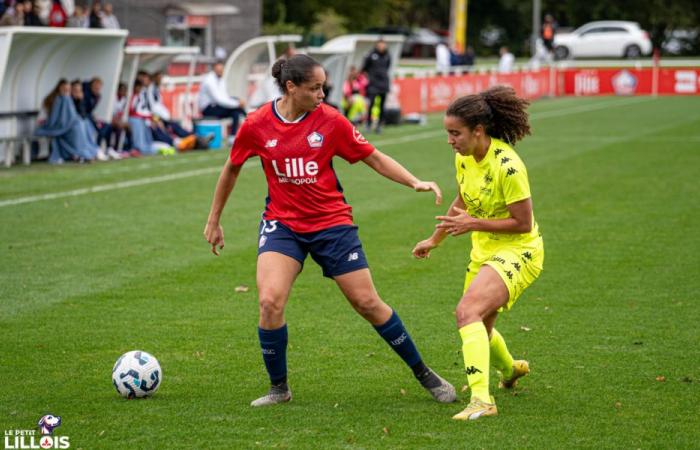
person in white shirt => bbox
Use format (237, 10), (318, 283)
(66, 4), (88, 27)
(148, 71), (203, 142)
(198, 61), (246, 135)
(147, 71), (171, 121)
(100, 2), (120, 29)
(498, 46), (515, 74)
(435, 41), (451, 75)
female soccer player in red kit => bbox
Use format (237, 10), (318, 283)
(204, 54), (456, 406)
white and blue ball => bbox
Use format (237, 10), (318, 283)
(112, 350), (162, 399)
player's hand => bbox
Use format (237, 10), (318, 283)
(204, 222), (225, 256)
(412, 238), (438, 259)
(436, 206), (476, 236)
(413, 181), (443, 205)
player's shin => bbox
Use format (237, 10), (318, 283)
(459, 321), (491, 402)
(258, 324), (288, 388)
(373, 310), (422, 369)
(490, 328), (514, 378)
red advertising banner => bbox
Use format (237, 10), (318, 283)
(656, 68), (700, 95)
(159, 66), (700, 121)
(559, 67), (700, 96)
(393, 69), (553, 114)
(161, 84), (200, 121)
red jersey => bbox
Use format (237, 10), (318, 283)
(229, 101), (376, 233)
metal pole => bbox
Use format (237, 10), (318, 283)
(532, 0), (541, 57)
(184, 54), (196, 130)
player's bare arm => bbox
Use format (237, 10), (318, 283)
(361, 149), (443, 205)
(204, 160), (243, 255)
(436, 197), (533, 236)
(412, 194), (466, 259)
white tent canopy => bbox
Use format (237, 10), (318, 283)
(304, 34), (405, 107)
(121, 46), (201, 82)
(303, 49), (351, 107)
(222, 35), (302, 108)
(120, 46), (201, 122)
(0, 27), (127, 122)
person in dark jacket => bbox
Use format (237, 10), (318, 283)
(24, 1), (44, 26)
(89, 1), (103, 28)
(82, 77), (115, 155)
(361, 39), (392, 134)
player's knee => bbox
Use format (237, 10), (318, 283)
(258, 291), (285, 320)
(455, 294), (482, 326)
(350, 292), (382, 319)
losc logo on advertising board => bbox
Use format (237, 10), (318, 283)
(612, 70), (638, 95)
(4, 414), (70, 449)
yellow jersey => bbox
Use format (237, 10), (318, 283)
(454, 137), (542, 264)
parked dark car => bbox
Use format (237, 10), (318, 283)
(365, 26), (443, 58)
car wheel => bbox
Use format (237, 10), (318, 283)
(554, 46), (569, 60)
(624, 45), (641, 58)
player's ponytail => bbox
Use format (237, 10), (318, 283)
(271, 54), (322, 93)
(446, 85), (531, 145)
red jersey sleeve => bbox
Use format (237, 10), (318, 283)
(333, 115), (375, 164)
(229, 120), (258, 166)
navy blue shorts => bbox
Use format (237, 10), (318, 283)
(257, 220), (369, 278)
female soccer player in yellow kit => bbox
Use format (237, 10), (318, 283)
(412, 85), (544, 420)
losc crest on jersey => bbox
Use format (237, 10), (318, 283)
(307, 132), (324, 148)
(353, 127), (368, 144)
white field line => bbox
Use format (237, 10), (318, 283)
(0, 97), (656, 208)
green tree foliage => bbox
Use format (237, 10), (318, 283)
(310, 9), (349, 42)
(263, 0), (700, 54)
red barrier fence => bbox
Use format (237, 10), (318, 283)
(394, 69), (553, 114)
(558, 67), (700, 96)
(161, 65), (700, 121)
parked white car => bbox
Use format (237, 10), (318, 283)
(553, 21), (653, 59)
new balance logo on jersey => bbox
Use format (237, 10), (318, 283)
(272, 157), (319, 184)
(265, 139), (278, 148)
(347, 252), (359, 262)
(465, 366), (482, 375)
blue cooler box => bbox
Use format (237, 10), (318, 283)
(195, 120), (225, 149)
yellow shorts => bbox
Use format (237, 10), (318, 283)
(463, 245), (544, 311)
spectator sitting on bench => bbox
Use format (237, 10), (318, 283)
(71, 79), (107, 160)
(148, 71), (211, 150)
(0, 2), (25, 26)
(127, 79), (156, 156)
(24, 0), (45, 27)
(36, 79), (99, 164)
(111, 82), (131, 157)
(198, 61), (246, 136)
(67, 4), (88, 28)
(82, 76), (119, 159)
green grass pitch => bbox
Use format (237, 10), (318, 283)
(1, 96), (699, 448)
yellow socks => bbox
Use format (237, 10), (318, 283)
(459, 322), (491, 402)
(490, 328), (514, 379)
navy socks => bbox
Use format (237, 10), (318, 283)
(373, 311), (423, 370)
(258, 324), (288, 386)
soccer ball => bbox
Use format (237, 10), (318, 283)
(112, 350), (162, 399)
